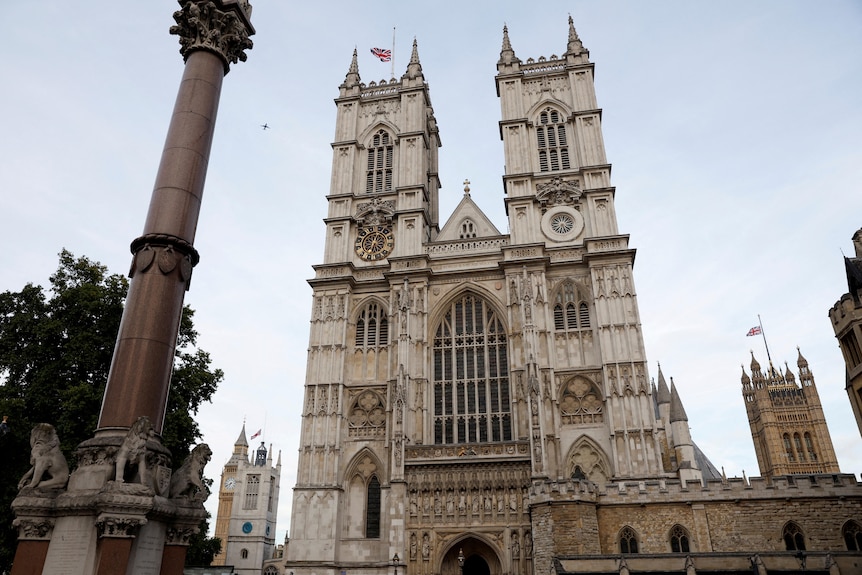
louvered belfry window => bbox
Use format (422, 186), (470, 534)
(553, 281), (591, 332)
(537, 108), (570, 172)
(366, 130), (394, 193)
(355, 303), (389, 349)
(433, 294), (511, 444)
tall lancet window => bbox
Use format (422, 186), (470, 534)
(536, 107), (570, 172)
(553, 281), (591, 332)
(366, 129), (394, 193)
(433, 293), (511, 444)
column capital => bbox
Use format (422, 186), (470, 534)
(170, 0), (255, 73)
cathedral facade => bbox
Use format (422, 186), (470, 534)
(267, 19), (862, 575)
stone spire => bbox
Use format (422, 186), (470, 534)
(740, 365), (751, 386)
(403, 38), (424, 81)
(669, 379), (688, 423)
(564, 15), (590, 63)
(235, 423), (249, 448)
(656, 364), (671, 405)
(498, 24), (520, 67)
(341, 48), (361, 88)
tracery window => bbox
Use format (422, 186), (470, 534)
(366, 475), (381, 538)
(459, 219), (477, 239)
(804, 432), (817, 461)
(619, 526), (639, 554)
(783, 522), (806, 551)
(355, 302), (389, 349)
(794, 433), (805, 461)
(783, 433), (795, 462)
(536, 107), (570, 172)
(843, 521), (862, 551)
(264, 567), (280, 575)
(348, 390), (387, 437)
(560, 377), (603, 424)
(244, 474), (260, 509)
(433, 293), (511, 444)
(366, 129), (394, 193)
(669, 525), (690, 553)
(553, 281), (591, 332)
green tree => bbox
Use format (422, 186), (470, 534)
(0, 250), (224, 570)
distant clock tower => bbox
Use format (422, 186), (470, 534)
(212, 425), (282, 574)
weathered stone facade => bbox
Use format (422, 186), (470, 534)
(265, 18), (862, 575)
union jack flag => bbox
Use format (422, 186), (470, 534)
(746, 326), (762, 337)
(370, 47), (392, 62)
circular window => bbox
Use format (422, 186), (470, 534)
(541, 206), (584, 242)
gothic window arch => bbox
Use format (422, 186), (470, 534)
(536, 107), (570, 172)
(804, 432), (817, 460)
(553, 281), (591, 332)
(345, 453), (383, 539)
(366, 129), (394, 193)
(459, 219), (477, 239)
(669, 525), (691, 553)
(244, 475), (260, 509)
(783, 433), (795, 462)
(433, 292), (511, 444)
(560, 377), (603, 424)
(348, 390), (387, 437)
(619, 526), (639, 554)
(793, 433), (805, 461)
(355, 302), (389, 349)
(843, 520), (862, 551)
(567, 438), (610, 484)
(783, 522), (806, 551)
(264, 567), (280, 575)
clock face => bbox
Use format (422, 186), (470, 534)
(355, 225), (394, 261)
(242, 521), (253, 534)
(224, 477), (236, 490)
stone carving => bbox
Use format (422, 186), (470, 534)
(355, 197), (396, 226)
(13, 518), (54, 540)
(170, 1), (254, 69)
(115, 416), (154, 486)
(536, 176), (582, 210)
(96, 514), (146, 538)
(170, 444), (213, 502)
(18, 424), (69, 491)
(166, 525), (199, 545)
(422, 532), (431, 560)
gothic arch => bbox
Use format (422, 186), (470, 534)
(437, 534), (503, 575)
(353, 298), (390, 350)
(558, 375), (604, 425)
(564, 435), (611, 484)
(343, 449), (385, 539)
(358, 120), (400, 146)
(347, 389), (387, 437)
(427, 283), (507, 332)
(525, 97), (573, 121)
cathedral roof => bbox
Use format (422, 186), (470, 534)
(436, 182), (502, 242)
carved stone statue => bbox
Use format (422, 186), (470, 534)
(115, 416), (153, 485)
(170, 443), (213, 501)
(18, 423), (69, 491)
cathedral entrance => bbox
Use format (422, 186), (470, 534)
(441, 537), (500, 575)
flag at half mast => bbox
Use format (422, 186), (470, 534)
(746, 326), (762, 337)
(370, 47), (392, 62)
(250, 428), (262, 440)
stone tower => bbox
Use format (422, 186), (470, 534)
(741, 350), (840, 478)
(279, 19), (713, 575)
(829, 228), (862, 438)
(212, 425), (281, 574)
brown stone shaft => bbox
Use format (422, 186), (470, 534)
(97, 48), (225, 434)
(9, 540), (48, 575)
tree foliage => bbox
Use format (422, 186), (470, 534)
(0, 250), (224, 570)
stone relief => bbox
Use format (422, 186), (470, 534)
(18, 424), (69, 491)
(355, 197), (396, 226)
(348, 390), (386, 437)
(568, 440), (609, 484)
(559, 377), (604, 425)
(169, 443), (212, 502)
(535, 176), (582, 210)
(170, 1), (254, 68)
(115, 416), (154, 486)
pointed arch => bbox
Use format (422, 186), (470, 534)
(343, 449), (385, 539)
(559, 375), (603, 424)
(669, 524), (691, 553)
(843, 520), (862, 551)
(348, 389), (387, 437)
(359, 124), (397, 193)
(354, 299), (389, 350)
(431, 289), (511, 444)
(782, 521), (806, 551)
(437, 534), (503, 575)
(529, 102), (572, 173)
(552, 279), (592, 333)
(619, 526), (640, 554)
(564, 435), (611, 484)
(525, 97), (573, 120)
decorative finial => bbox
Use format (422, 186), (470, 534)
(403, 38), (423, 80)
(463, 179), (471, 196)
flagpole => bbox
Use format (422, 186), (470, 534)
(758, 314), (773, 364)
(391, 27), (396, 79)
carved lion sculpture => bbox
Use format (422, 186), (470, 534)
(115, 416), (153, 485)
(170, 443), (212, 501)
(18, 423), (69, 491)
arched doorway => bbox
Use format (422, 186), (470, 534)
(441, 536), (500, 575)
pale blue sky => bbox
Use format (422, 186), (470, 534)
(2, 1), (861, 542)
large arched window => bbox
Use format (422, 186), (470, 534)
(783, 522), (806, 551)
(355, 302), (389, 349)
(366, 129), (393, 193)
(553, 281), (591, 332)
(619, 526), (639, 554)
(844, 521), (862, 551)
(536, 107), (570, 172)
(365, 475), (381, 538)
(804, 432), (817, 461)
(783, 433), (795, 462)
(433, 293), (511, 444)
(669, 525), (690, 553)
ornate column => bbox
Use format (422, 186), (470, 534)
(98, 0), (254, 434)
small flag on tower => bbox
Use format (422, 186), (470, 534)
(370, 47), (392, 62)
(250, 429), (262, 440)
(746, 326), (762, 337)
